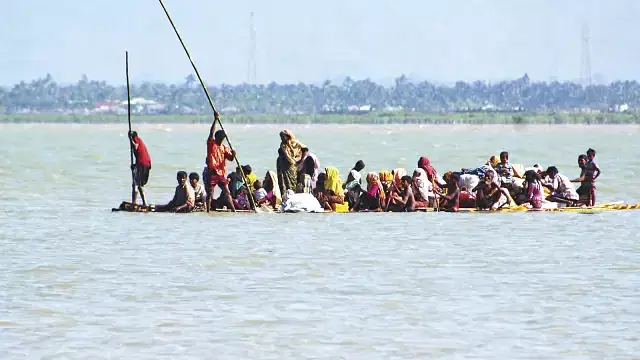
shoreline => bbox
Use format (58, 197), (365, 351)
(2, 123), (640, 132)
(1, 112), (639, 126)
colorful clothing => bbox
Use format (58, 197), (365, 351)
(392, 168), (407, 189)
(324, 167), (344, 195)
(418, 156), (438, 183)
(133, 137), (152, 167)
(527, 180), (543, 209)
(280, 129), (306, 163)
(277, 152), (297, 194)
(206, 138), (233, 176)
(245, 173), (257, 188)
(265, 170), (282, 206)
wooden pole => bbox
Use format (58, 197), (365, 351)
(156, 0), (257, 212)
(126, 51), (135, 202)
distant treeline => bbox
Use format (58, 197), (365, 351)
(2, 73), (640, 114)
(2, 112), (639, 125)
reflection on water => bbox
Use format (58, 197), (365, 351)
(1, 125), (639, 359)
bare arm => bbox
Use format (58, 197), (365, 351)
(571, 169), (585, 183)
(592, 163), (601, 180)
(208, 111), (219, 139)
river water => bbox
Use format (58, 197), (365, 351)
(1, 124), (639, 359)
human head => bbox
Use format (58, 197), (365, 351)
(263, 172), (273, 190)
(189, 172), (199, 187)
(401, 175), (412, 189)
(253, 180), (262, 190)
(488, 155), (499, 168)
(418, 156), (431, 169)
(412, 168), (426, 181)
(279, 129), (294, 142)
(301, 147), (309, 153)
(450, 172), (460, 185)
(578, 154), (588, 168)
(484, 171), (495, 184)
(587, 148), (596, 160)
(130, 131), (139, 139)
(214, 130), (226, 143)
(546, 166), (558, 179)
(524, 170), (538, 183)
(303, 156), (315, 176)
(242, 165), (252, 175)
(500, 151), (509, 163)
(354, 160), (365, 172)
(177, 170), (188, 185)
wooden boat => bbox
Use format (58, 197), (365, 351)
(112, 201), (639, 214)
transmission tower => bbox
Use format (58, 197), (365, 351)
(247, 12), (257, 84)
(580, 24), (592, 86)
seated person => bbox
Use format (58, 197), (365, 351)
(189, 172), (207, 210)
(438, 173), (460, 212)
(233, 186), (251, 210)
(253, 180), (268, 205)
(156, 171), (195, 213)
(388, 176), (416, 212)
(543, 166), (579, 206)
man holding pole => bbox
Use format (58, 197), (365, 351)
(204, 111), (236, 212)
(128, 131), (151, 207)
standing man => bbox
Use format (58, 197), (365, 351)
(128, 131), (151, 207)
(204, 111), (236, 212)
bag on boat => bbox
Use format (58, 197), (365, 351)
(281, 191), (324, 213)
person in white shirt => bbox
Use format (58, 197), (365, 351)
(189, 172), (207, 209)
(543, 166), (579, 206)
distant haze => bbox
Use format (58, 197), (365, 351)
(1, 0), (639, 85)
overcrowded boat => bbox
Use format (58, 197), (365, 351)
(113, 124), (640, 215)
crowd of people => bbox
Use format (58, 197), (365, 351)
(127, 114), (602, 213)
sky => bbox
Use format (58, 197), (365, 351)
(1, 0), (639, 86)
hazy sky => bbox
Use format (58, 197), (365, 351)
(1, 0), (639, 85)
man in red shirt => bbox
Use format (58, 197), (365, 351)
(128, 131), (151, 207)
(204, 112), (236, 212)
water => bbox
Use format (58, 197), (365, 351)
(1, 123), (639, 359)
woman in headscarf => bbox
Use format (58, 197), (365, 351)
(321, 167), (345, 211)
(262, 170), (282, 209)
(357, 172), (385, 211)
(379, 170), (393, 197)
(412, 168), (434, 208)
(418, 157), (445, 189)
(277, 129), (306, 193)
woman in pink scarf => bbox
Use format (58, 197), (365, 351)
(418, 156), (444, 189)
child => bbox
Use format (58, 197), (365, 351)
(584, 148), (601, 205)
(439, 173), (460, 212)
(571, 154), (597, 206)
(494, 151), (514, 183)
(189, 172), (207, 209)
(242, 165), (257, 188)
(234, 186), (250, 210)
(253, 180), (268, 204)
(521, 170), (543, 209)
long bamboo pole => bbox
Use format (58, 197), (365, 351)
(126, 51), (135, 202)
(156, 0), (257, 211)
